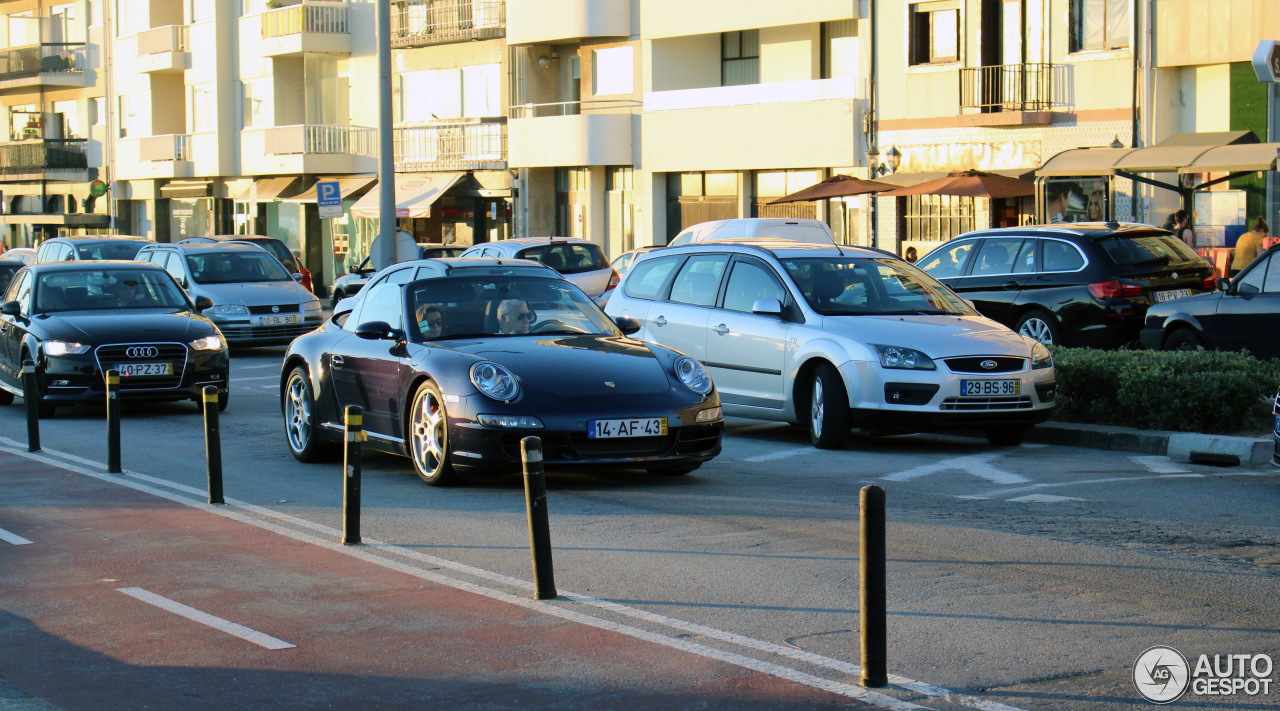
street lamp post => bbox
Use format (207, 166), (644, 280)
(375, 0), (396, 268)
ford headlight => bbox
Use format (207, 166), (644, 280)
(470, 361), (519, 402)
(1030, 340), (1053, 370)
(872, 344), (936, 370)
(44, 340), (90, 356)
(206, 303), (248, 315)
(674, 356), (713, 395)
(188, 335), (225, 352)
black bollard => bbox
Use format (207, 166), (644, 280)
(203, 386), (224, 505)
(21, 360), (39, 453)
(106, 369), (121, 474)
(342, 405), (363, 545)
(520, 436), (556, 600)
(860, 485), (888, 688)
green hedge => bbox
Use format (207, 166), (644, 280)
(1049, 347), (1280, 436)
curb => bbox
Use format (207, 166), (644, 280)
(1027, 421), (1275, 467)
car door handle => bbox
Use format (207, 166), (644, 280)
(332, 355), (345, 369)
(713, 324), (730, 335)
(1001, 280), (1020, 290)
(653, 316), (667, 327)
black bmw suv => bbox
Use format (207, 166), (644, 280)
(916, 223), (1216, 348)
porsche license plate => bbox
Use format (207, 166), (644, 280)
(1154, 288), (1192, 303)
(588, 417), (668, 439)
(256, 314), (298, 326)
(116, 362), (173, 377)
(960, 380), (1020, 396)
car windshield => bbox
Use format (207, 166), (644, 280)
(780, 257), (974, 316)
(1098, 233), (1201, 266)
(76, 241), (146, 260)
(186, 251), (292, 284)
(406, 276), (615, 341)
(35, 269), (188, 312)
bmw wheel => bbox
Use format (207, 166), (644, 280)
(284, 367), (335, 462)
(409, 381), (457, 486)
(809, 362), (850, 450)
(1016, 310), (1060, 346)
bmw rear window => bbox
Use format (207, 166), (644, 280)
(76, 241), (146, 260)
(517, 243), (606, 274)
(1098, 233), (1201, 267)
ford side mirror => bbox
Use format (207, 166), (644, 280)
(613, 315), (641, 335)
(1, 300), (19, 316)
(751, 298), (784, 318)
(355, 320), (395, 340)
(193, 295), (214, 311)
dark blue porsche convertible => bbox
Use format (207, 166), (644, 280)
(280, 258), (723, 485)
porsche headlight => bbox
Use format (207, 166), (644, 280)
(872, 344), (937, 370)
(470, 361), (520, 402)
(1030, 340), (1053, 370)
(43, 340), (90, 357)
(674, 356), (713, 395)
(188, 335), (225, 352)
(205, 303), (248, 315)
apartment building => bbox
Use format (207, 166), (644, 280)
(0, 0), (108, 250)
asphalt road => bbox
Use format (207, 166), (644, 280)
(2, 345), (1279, 710)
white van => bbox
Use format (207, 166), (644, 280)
(669, 218), (837, 247)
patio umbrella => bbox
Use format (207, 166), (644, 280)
(874, 169), (1035, 199)
(768, 174), (895, 204)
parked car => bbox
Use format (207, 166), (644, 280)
(0, 261), (228, 416)
(34, 236), (153, 264)
(280, 257), (723, 484)
(611, 246), (663, 276)
(459, 237), (617, 298)
(1140, 243), (1280, 357)
(1, 248), (34, 265)
(605, 241), (1055, 448)
(916, 223), (1216, 348)
(181, 236), (314, 292)
(135, 242), (323, 347)
(669, 218), (837, 247)
(330, 245), (467, 307)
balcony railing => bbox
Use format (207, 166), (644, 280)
(959, 63), (1057, 112)
(140, 134), (191, 162)
(391, 0), (505, 48)
(261, 124), (377, 156)
(0, 139), (88, 174)
(509, 99), (639, 118)
(261, 3), (349, 38)
(395, 120), (506, 170)
(644, 78), (858, 112)
(137, 25), (189, 55)
(0, 43), (86, 81)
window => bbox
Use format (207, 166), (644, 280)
(593, 46), (634, 96)
(52, 100), (78, 139)
(917, 240), (974, 279)
(241, 79), (267, 128)
(1070, 0), (1129, 52)
(49, 3), (83, 43)
(10, 272), (32, 316)
(669, 254), (729, 307)
(461, 63), (500, 117)
(721, 30), (759, 86)
(189, 83), (215, 132)
(900, 195), (975, 242)
(723, 261), (786, 313)
(516, 244), (606, 275)
(346, 268), (413, 331)
(114, 0), (148, 36)
(971, 239), (1025, 276)
(909, 4), (959, 65)
(118, 94), (139, 138)
(400, 64), (500, 122)
(190, 0), (214, 23)
(1042, 240), (1085, 272)
(90, 96), (104, 126)
(90, 0), (103, 27)
(821, 20), (857, 80)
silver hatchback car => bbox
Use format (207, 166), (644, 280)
(604, 240), (1056, 448)
(460, 237), (617, 298)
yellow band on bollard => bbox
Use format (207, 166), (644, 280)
(106, 375), (119, 385)
(345, 413), (362, 427)
(203, 390), (219, 402)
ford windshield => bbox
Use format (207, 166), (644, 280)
(779, 257), (974, 316)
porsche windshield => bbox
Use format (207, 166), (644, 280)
(779, 257), (974, 316)
(35, 269), (188, 312)
(406, 276), (614, 341)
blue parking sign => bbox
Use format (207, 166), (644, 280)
(316, 180), (342, 218)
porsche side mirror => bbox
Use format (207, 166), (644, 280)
(355, 320), (394, 340)
(751, 298), (784, 318)
(613, 315), (641, 335)
(0, 300), (19, 316)
(193, 295), (214, 311)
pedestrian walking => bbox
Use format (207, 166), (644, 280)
(1169, 210), (1194, 249)
(904, 246), (918, 263)
(1230, 217), (1267, 278)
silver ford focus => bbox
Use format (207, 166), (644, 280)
(604, 240), (1056, 449)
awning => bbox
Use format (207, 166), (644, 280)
(350, 172), (466, 219)
(1036, 148), (1137, 177)
(1181, 143), (1280, 173)
(874, 168), (1035, 187)
(283, 175), (376, 203)
(0, 213), (111, 225)
(1037, 131), (1266, 177)
(235, 177), (299, 201)
(159, 180), (212, 198)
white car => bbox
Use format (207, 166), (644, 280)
(459, 237), (617, 298)
(604, 241), (1056, 448)
(669, 218), (837, 247)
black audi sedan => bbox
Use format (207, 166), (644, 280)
(0, 261), (229, 417)
(280, 258), (723, 485)
(917, 223), (1216, 348)
(1141, 244), (1280, 357)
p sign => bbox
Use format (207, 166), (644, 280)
(316, 180), (343, 219)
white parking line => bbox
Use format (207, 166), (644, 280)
(1129, 455), (1190, 474)
(0, 526), (32, 545)
(744, 446), (812, 463)
(967, 472), (1204, 500)
(1006, 494), (1086, 503)
(116, 587), (295, 650)
(884, 454), (1028, 485)
(232, 364), (281, 371)
(230, 376), (279, 383)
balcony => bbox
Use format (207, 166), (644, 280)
(0, 43), (86, 92)
(508, 100), (634, 168)
(640, 0), (858, 40)
(506, 0), (627, 45)
(395, 119), (506, 171)
(391, 0), (504, 48)
(116, 134), (194, 180)
(0, 139), (88, 179)
(958, 63), (1060, 126)
(136, 25), (190, 74)
(259, 3), (351, 57)
(241, 124), (377, 175)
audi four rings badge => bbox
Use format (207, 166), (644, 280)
(126, 347), (158, 359)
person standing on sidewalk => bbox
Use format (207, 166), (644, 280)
(1230, 217), (1268, 278)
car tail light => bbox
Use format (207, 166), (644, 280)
(1202, 275), (1218, 291)
(605, 268), (620, 291)
(1088, 279), (1144, 299)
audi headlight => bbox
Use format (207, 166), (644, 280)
(1029, 340), (1053, 370)
(302, 299), (322, 313)
(470, 361), (520, 402)
(674, 356), (713, 395)
(43, 340), (90, 357)
(188, 335), (225, 352)
(205, 303), (248, 315)
(872, 344), (936, 370)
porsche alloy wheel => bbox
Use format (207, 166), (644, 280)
(410, 381), (457, 486)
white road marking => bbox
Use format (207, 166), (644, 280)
(231, 364), (281, 371)
(0, 439), (1035, 711)
(970, 472), (1204, 500)
(744, 446), (812, 463)
(116, 587), (295, 650)
(1006, 494), (1086, 503)
(230, 376), (279, 383)
(883, 453), (1029, 485)
(0, 526), (32, 545)
(727, 422), (789, 434)
(1129, 455), (1190, 474)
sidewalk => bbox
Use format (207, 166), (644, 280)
(1028, 421), (1276, 466)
